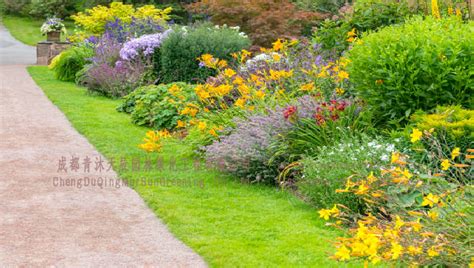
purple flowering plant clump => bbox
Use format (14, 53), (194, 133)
(103, 17), (166, 44)
(204, 95), (324, 183)
(120, 29), (172, 61)
(78, 18), (171, 97)
(79, 30), (151, 97)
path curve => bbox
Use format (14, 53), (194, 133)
(0, 26), (206, 266)
(0, 22), (36, 65)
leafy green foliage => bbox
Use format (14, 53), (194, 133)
(49, 45), (94, 82)
(393, 106), (474, 178)
(349, 0), (410, 32)
(117, 83), (195, 130)
(348, 16), (474, 126)
(299, 135), (395, 212)
(411, 106), (474, 144)
(29, 0), (77, 18)
(313, 0), (411, 56)
(2, 0), (31, 16)
(292, 0), (347, 13)
(2, 0), (77, 18)
(313, 19), (352, 56)
(157, 23), (251, 84)
(281, 103), (375, 158)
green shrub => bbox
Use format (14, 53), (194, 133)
(2, 0), (31, 16)
(313, 0), (411, 56)
(348, 16), (474, 126)
(411, 106), (474, 144)
(157, 23), (251, 84)
(29, 0), (76, 18)
(74, 0), (112, 11)
(349, 0), (410, 32)
(393, 106), (474, 175)
(292, 0), (347, 13)
(298, 135), (396, 212)
(279, 102), (375, 158)
(49, 45), (94, 82)
(313, 19), (352, 56)
(117, 83), (196, 130)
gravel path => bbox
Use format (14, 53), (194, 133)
(0, 23), (36, 65)
(0, 25), (206, 267)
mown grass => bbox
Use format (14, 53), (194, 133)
(1, 15), (74, 46)
(28, 66), (359, 267)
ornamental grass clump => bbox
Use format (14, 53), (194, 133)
(49, 44), (94, 82)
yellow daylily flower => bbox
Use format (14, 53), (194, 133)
(451, 147), (460, 160)
(410, 128), (423, 143)
(441, 159), (451, 170)
(422, 193), (440, 207)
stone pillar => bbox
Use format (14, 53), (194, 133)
(36, 41), (72, 65)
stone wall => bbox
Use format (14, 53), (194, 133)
(37, 42), (71, 65)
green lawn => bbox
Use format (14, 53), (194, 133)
(1, 15), (74, 46)
(28, 66), (357, 267)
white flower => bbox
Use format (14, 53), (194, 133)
(386, 144), (395, 152)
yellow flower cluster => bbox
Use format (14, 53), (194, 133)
(320, 148), (472, 266)
(301, 56), (350, 85)
(138, 129), (171, 152)
(332, 213), (446, 265)
(71, 2), (172, 35)
(197, 54), (228, 69)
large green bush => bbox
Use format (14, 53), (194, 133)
(117, 82), (195, 130)
(29, 0), (77, 18)
(348, 16), (474, 126)
(2, 0), (31, 15)
(49, 45), (94, 82)
(157, 23), (251, 84)
(2, 0), (77, 17)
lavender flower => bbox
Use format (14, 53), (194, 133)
(85, 35), (98, 45)
(119, 29), (172, 61)
(79, 29), (153, 97)
(204, 96), (324, 183)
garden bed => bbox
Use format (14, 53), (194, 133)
(28, 66), (349, 267)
